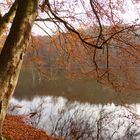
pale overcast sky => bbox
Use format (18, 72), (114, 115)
(1, 0), (140, 36)
(33, 0), (140, 35)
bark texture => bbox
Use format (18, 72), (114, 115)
(0, 0), (38, 137)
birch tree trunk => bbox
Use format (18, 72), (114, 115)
(0, 0), (38, 137)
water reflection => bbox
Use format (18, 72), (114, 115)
(14, 69), (140, 104)
(9, 96), (140, 140)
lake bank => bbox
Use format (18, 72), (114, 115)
(3, 115), (62, 140)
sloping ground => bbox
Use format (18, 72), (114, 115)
(3, 115), (62, 140)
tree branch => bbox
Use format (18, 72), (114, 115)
(41, 0), (102, 49)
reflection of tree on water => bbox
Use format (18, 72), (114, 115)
(15, 70), (140, 104)
(9, 96), (140, 140)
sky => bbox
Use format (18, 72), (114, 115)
(33, 0), (140, 35)
(121, 0), (140, 23)
(0, 0), (140, 36)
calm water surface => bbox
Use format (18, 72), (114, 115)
(10, 69), (140, 139)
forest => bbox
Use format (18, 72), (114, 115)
(0, 0), (140, 139)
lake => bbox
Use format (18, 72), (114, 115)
(10, 69), (140, 139)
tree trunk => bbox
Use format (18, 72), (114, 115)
(0, 0), (17, 37)
(0, 0), (38, 137)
